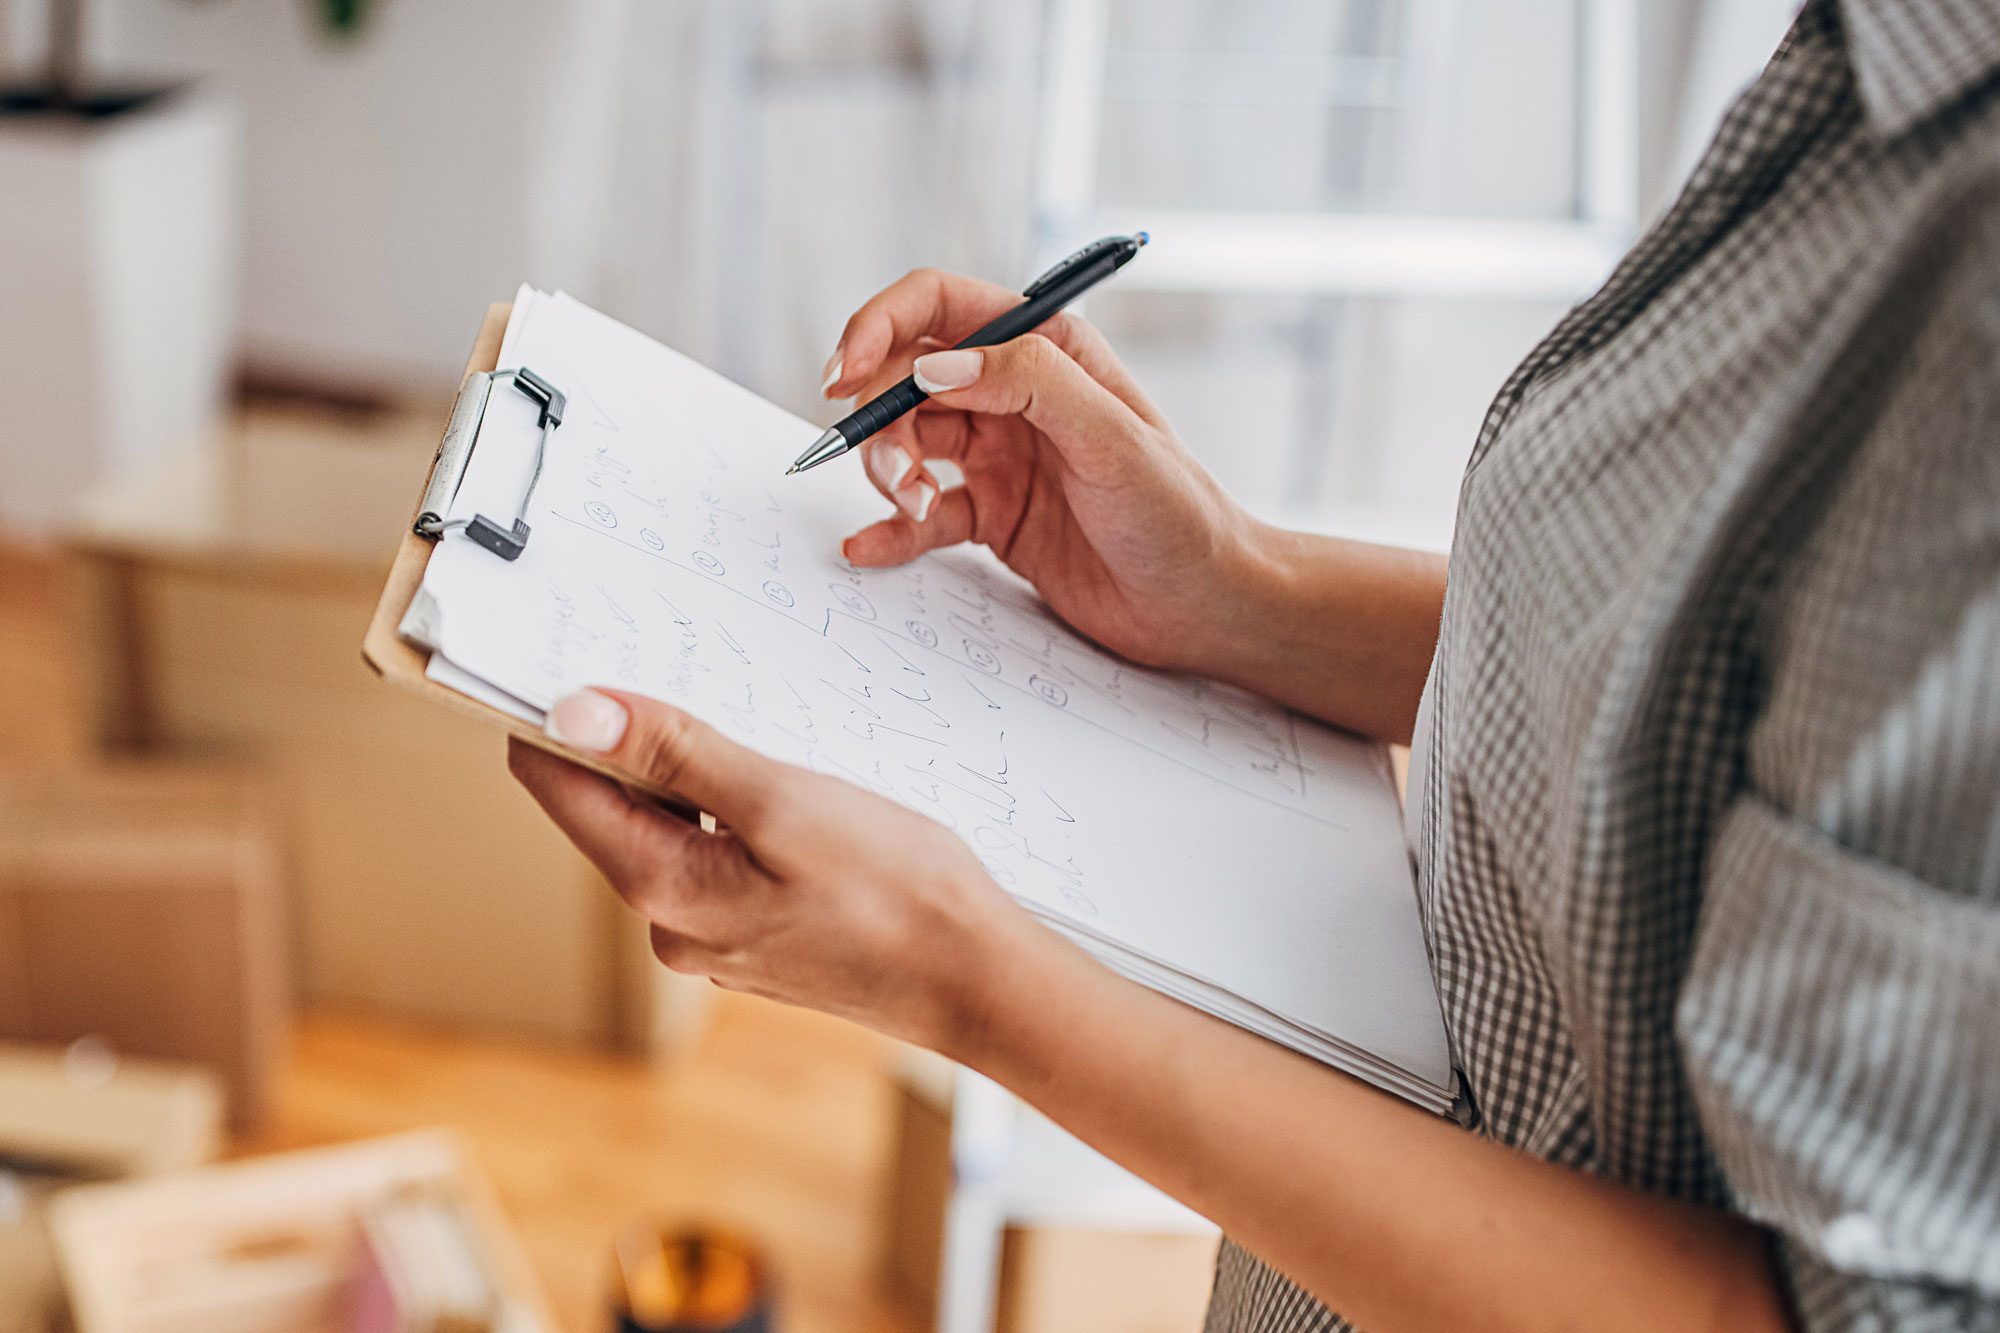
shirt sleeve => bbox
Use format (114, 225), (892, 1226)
(1677, 784), (2000, 1331)
(1667, 142), (2000, 1332)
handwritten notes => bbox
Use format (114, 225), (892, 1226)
(409, 288), (1453, 1109)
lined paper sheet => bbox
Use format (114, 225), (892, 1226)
(406, 288), (1454, 1110)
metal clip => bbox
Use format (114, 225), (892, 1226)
(413, 366), (567, 561)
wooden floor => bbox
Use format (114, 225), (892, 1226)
(246, 1003), (922, 1333)
(0, 544), (923, 1333)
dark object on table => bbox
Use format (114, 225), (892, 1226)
(613, 1226), (776, 1333)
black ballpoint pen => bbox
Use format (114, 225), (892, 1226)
(787, 231), (1148, 475)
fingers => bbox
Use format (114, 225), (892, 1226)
(910, 336), (1147, 484)
(851, 404), (978, 521)
(544, 688), (793, 838)
(648, 922), (724, 978)
(508, 738), (707, 889)
(861, 435), (948, 523)
(827, 269), (1023, 397)
(841, 486), (976, 568)
(827, 269), (1161, 423)
(509, 738), (756, 978)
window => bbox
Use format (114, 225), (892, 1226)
(1034, 0), (1639, 547)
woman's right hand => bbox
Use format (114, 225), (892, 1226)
(828, 268), (1269, 676)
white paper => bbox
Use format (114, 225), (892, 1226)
(412, 289), (1454, 1104)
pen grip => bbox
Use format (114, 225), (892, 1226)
(956, 287), (1074, 349)
(843, 377), (927, 441)
(835, 255), (1116, 450)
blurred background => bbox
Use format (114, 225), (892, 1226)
(0, 2), (1796, 1331)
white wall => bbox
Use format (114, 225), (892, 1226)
(38, 0), (561, 390)
(0, 0), (1802, 406)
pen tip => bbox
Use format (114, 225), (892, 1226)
(784, 463), (800, 475)
(1134, 230), (1149, 247)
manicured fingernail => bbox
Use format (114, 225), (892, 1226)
(547, 690), (628, 752)
(820, 348), (844, 395)
(912, 349), (982, 393)
(869, 443), (915, 492)
(896, 476), (938, 523)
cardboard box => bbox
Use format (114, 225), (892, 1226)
(58, 414), (687, 1052)
(50, 1131), (556, 1333)
(994, 1226), (1220, 1333)
(879, 1061), (1219, 1333)
(0, 764), (286, 1131)
(0, 1042), (225, 1179)
(879, 1060), (953, 1319)
(0, 1175), (63, 1333)
(0, 1044), (224, 1333)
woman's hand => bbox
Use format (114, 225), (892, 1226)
(823, 267), (1451, 743)
(826, 268), (1265, 676)
(508, 687), (1060, 1053)
(512, 700), (1792, 1333)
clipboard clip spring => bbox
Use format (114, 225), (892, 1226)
(413, 366), (567, 562)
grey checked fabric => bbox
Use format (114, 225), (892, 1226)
(1206, 2), (2000, 1330)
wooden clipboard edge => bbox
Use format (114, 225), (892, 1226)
(361, 302), (698, 819)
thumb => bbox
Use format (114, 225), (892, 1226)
(913, 335), (1145, 480)
(546, 688), (787, 834)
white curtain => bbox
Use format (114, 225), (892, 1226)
(524, 0), (1044, 422)
(470, 0), (1804, 546)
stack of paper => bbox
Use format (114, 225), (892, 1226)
(402, 288), (1458, 1116)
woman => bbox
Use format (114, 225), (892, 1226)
(512, 4), (1999, 1329)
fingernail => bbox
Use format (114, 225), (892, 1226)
(896, 476), (938, 523)
(869, 443), (915, 492)
(820, 348), (844, 395)
(547, 690), (628, 752)
(912, 348), (982, 393)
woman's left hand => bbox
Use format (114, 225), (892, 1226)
(508, 686), (1046, 1053)
(510, 700), (1796, 1333)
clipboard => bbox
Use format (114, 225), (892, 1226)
(361, 301), (700, 820)
(362, 292), (1463, 1115)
